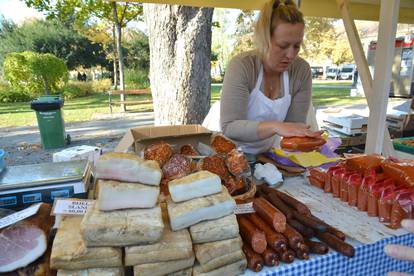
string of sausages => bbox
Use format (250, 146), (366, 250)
(237, 185), (355, 272)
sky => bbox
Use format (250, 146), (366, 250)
(0, 0), (45, 24)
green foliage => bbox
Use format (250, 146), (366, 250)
(124, 68), (149, 89)
(230, 10), (257, 59)
(63, 81), (93, 99)
(25, 1), (143, 28)
(301, 17), (354, 65)
(0, 18), (108, 70)
(0, 81), (31, 103)
(124, 30), (150, 71)
(3, 51), (68, 96)
(91, 79), (112, 93)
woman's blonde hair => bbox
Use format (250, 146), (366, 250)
(254, 0), (304, 58)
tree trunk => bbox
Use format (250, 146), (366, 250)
(112, 24), (118, 90)
(112, 2), (126, 112)
(144, 4), (213, 125)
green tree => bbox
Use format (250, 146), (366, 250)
(0, 18), (107, 70)
(231, 10), (256, 58)
(124, 29), (149, 70)
(301, 17), (338, 64)
(3, 51), (68, 96)
(24, 0), (144, 110)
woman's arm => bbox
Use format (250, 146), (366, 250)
(220, 55), (261, 142)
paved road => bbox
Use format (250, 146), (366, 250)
(0, 112), (154, 166)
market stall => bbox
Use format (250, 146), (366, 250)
(1, 124), (414, 275)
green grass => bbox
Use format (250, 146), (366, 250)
(0, 83), (369, 127)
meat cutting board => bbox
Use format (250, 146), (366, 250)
(278, 176), (408, 244)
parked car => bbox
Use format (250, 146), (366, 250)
(338, 64), (356, 80)
(326, 67), (339, 79)
(311, 66), (324, 79)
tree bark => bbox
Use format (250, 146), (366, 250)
(112, 2), (126, 112)
(144, 4), (213, 125)
(112, 24), (118, 90)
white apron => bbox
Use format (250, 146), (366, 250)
(202, 65), (291, 154)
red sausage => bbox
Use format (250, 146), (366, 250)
(262, 247), (279, 267)
(242, 243), (264, 272)
(237, 215), (267, 254)
(253, 197), (287, 233)
(245, 213), (288, 251)
(280, 136), (326, 152)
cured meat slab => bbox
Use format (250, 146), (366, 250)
(133, 255), (195, 276)
(197, 249), (245, 273)
(125, 227), (193, 266)
(97, 180), (159, 210)
(167, 187), (236, 231)
(95, 152), (162, 185)
(0, 203), (53, 273)
(190, 214), (239, 244)
(192, 259), (247, 276)
(81, 202), (163, 246)
(51, 216), (122, 270)
(57, 267), (124, 276)
(194, 237), (243, 265)
(168, 171), (222, 202)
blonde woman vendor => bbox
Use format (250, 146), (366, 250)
(203, 0), (323, 154)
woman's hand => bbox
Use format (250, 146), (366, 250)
(274, 122), (324, 138)
(384, 219), (414, 276)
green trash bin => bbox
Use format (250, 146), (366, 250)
(30, 95), (69, 149)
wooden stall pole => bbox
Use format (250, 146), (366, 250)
(336, 0), (396, 157)
(365, 0), (400, 154)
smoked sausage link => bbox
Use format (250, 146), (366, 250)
(304, 240), (329, 255)
(273, 190), (311, 216)
(253, 197), (287, 233)
(237, 215), (267, 254)
(316, 232), (355, 257)
(262, 247), (279, 267)
(287, 219), (315, 239)
(242, 243), (264, 272)
(245, 213), (288, 251)
(259, 186), (294, 219)
(282, 223), (305, 250)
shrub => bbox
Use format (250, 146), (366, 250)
(63, 81), (93, 99)
(0, 81), (31, 102)
(92, 78), (112, 93)
(124, 68), (150, 89)
(3, 51), (68, 97)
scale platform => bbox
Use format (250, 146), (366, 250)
(0, 160), (92, 210)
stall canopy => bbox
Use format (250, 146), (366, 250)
(120, 0), (414, 156)
(122, 0), (414, 23)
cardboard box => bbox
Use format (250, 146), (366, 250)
(115, 124), (213, 153)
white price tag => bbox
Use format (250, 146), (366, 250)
(0, 203), (42, 229)
(234, 202), (255, 214)
(52, 198), (95, 216)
